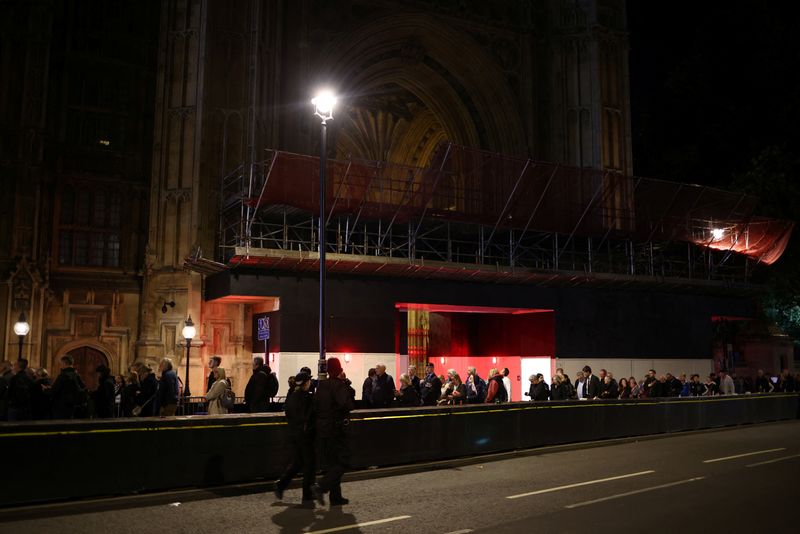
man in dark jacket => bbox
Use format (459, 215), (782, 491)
(154, 358), (179, 416)
(91, 364), (116, 418)
(407, 365), (421, 395)
(7, 359), (35, 421)
(665, 373), (682, 397)
(583, 366), (601, 399)
(244, 357), (273, 413)
(361, 368), (376, 408)
(275, 372), (316, 503)
(51, 355), (87, 419)
(419, 362), (442, 406)
(371, 364), (395, 408)
(311, 357), (354, 506)
(135, 363), (158, 417)
(643, 369), (658, 397)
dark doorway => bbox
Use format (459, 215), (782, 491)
(69, 346), (109, 390)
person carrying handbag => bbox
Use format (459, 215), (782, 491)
(206, 368), (230, 415)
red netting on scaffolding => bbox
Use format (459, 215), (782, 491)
(245, 143), (794, 265)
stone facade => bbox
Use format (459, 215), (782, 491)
(0, 0), (634, 393)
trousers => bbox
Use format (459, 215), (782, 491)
(317, 429), (350, 499)
(276, 435), (316, 499)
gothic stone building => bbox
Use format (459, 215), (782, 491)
(2, 0), (788, 396)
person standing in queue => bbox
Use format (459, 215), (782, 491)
(274, 372), (316, 504)
(311, 357), (354, 506)
(419, 362), (443, 406)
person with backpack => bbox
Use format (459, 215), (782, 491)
(485, 368), (508, 403)
(51, 354), (87, 419)
(7, 359), (35, 421)
(206, 367), (232, 415)
(244, 357), (274, 413)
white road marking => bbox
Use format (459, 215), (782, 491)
(746, 453), (800, 468)
(564, 477), (705, 509)
(702, 448), (786, 463)
(306, 515), (412, 534)
(506, 470), (655, 499)
(443, 530), (473, 534)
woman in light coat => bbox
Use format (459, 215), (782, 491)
(206, 367), (230, 415)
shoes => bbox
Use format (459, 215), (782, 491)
(330, 497), (349, 506)
(310, 484), (326, 506)
(273, 480), (284, 501)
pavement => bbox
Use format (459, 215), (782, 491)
(3, 421), (799, 534)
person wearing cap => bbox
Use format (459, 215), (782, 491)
(274, 371), (316, 503)
(311, 357), (354, 506)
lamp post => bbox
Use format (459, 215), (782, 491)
(181, 316), (196, 401)
(312, 90), (336, 381)
(13, 312), (30, 362)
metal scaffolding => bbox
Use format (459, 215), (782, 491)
(215, 143), (793, 286)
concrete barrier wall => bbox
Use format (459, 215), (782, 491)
(1, 394), (796, 506)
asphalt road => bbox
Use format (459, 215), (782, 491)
(3, 421), (799, 534)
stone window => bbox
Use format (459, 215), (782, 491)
(56, 184), (122, 268)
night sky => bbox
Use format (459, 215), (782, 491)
(628, 1), (800, 218)
(627, 2), (800, 330)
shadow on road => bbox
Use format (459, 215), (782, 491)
(271, 502), (361, 533)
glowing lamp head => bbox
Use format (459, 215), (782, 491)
(344, 353), (351, 363)
(182, 315), (197, 341)
(13, 312), (30, 337)
(711, 228), (725, 241)
(312, 90), (337, 122)
(440, 356), (446, 365)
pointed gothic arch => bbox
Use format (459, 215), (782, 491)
(315, 13), (528, 166)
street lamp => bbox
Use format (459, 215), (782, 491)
(312, 89), (336, 381)
(181, 315), (196, 399)
(13, 312), (30, 361)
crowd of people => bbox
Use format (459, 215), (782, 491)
(361, 363), (800, 406)
(1, 354), (798, 422)
(0, 354), (284, 421)
(359, 363), (512, 407)
(539, 366), (800, 401)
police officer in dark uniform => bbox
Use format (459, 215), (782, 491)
(274, 371), (316, 503)
(311, 357), (354, 506)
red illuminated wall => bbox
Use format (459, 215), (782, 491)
(429, 311), (555, 357)
(425, 311), (555, 401)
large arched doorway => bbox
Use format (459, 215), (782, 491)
(69, 346), (109, 390)
(318, 13), (528, 166)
